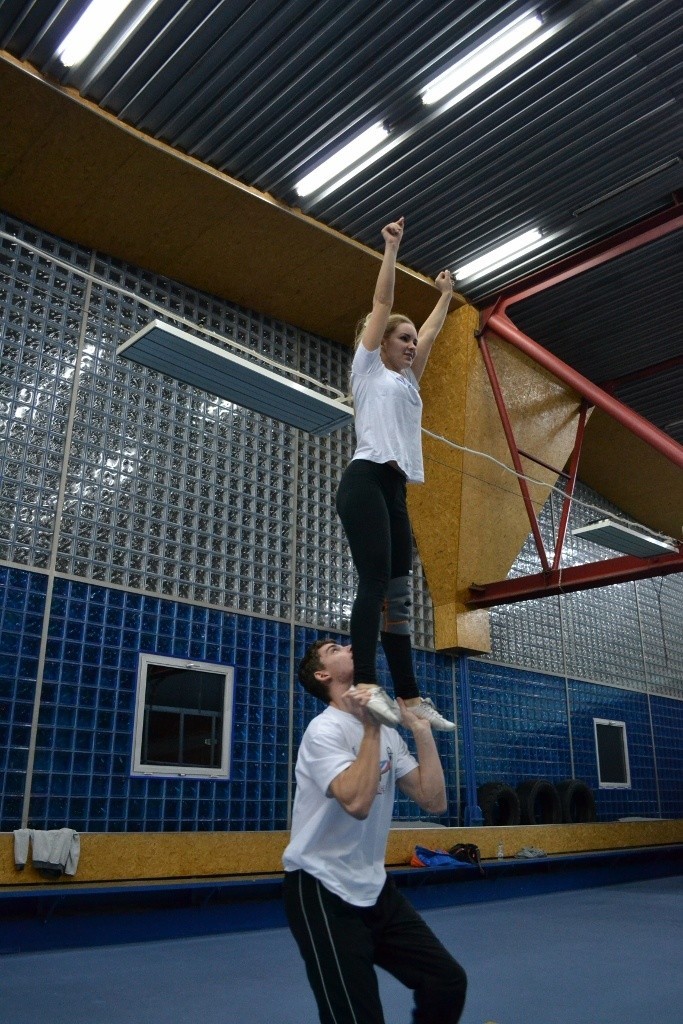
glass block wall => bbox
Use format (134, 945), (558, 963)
(1, 208), (682, 833)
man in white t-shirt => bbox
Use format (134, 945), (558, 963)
(282, 639), (467, 1024)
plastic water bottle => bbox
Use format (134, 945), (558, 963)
(497, 841), (504, 860)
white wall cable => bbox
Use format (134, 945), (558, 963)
(421, 426), (679, 548)
(0, 228), (348, 401)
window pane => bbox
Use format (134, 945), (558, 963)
(596, 722), (627, 784)
(183, 712), (220, 768)
(145, 708), (180, 764)
(133, 655), (233, 778)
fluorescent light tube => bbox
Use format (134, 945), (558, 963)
(454, 228), (545, 281)
(295, 122), (389, 197)
(117, 320), (354, 435)
(421, 13), (544, 106)
(572, 519), (678, 558)
(56, 0), (136, 67)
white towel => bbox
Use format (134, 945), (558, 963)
(13, 828), (80, 877)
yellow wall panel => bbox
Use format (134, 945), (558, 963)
(410, 316), (591, 652)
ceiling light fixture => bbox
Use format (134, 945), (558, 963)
(56, 0), (137, 67)
(454, 227), (545, 281)
(572, 519), (678, 558)
(117, 320), (354, 435)
(421, 12), (544, 108)
(295, 122), (390, 197)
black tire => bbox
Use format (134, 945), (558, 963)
(556, 779), (596, 823)
(477, 781), (521, 826)
(516, 778), (562, 825)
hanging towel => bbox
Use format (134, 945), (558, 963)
(13, 828), (80, 877)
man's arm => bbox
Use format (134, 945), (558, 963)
(328, 689), (382, 820)
(395, 700), (447, 814)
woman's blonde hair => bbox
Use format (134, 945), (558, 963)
(354, 312), (415, 349)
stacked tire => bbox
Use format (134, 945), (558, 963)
(477, 781), (521, 826)
(477, 777), (596, 826)
(516, 778), (562, 825)
(556, 778), (596, 823)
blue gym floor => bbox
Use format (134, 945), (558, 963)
(1, 875), (681, 1023)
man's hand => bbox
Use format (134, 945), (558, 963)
(339, 686), (381, 728)
(396, 697), (431, 735)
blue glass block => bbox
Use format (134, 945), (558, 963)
(123, 609), (141, 629)
(51, 773), (71, 795)
(17, 652), (38, 676)
(69, 799), (88, 821)
(104, 798), (125, 820)
(69, 601), (87, 622)
(76, 685), (96, 708)
(44, 634), (63, 659)
(16, 679), (36, 701)
(70, 774), (90, 796)
(47, 796), (68, 819)
(1, 633), (20, 655)
(97, 646), (118, 669)
(90, 775), (110, 797)
(87, 604), (106, 624)
(105, 607), (124, 629)
(12, 702), (33, 724)
(28, 796), (47, 820)
(88, 799), (107, 819)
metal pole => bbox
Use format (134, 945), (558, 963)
(458, 655), (483, 826)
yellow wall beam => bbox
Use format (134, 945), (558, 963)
(2, 821), (680, 885)
(410, 316), (591, 652)
(0, 52), (453, 349)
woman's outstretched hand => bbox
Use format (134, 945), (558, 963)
(434, 269), (455, 295)
(382, 217), (404, 247)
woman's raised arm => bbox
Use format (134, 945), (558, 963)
(411, 269), (457, 380)
(359, 217), (404, 351)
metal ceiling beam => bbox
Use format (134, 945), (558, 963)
(477, 330), (551, 572)
(483, 309), (683, 468)
(479, 197), (683, 470)
(471, 198), (683, 607)
(488, 194), (683, 311)
(468, 548), (683, 607)
(600, 354), (683, 393)
(551, 399), (589, 572)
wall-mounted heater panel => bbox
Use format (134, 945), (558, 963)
(571, 518), (678, 557)
(117, 320), (354, 435)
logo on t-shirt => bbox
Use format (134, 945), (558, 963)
(377, 746), (393, 794)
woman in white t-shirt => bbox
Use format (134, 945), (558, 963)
(336, 217), (457, 731)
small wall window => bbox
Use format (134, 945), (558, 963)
(132, 654), (234, 778)
(593, 718), (631, 789)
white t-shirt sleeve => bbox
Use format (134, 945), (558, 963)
(300, 726), (356, 798)
(352, 343), (383, 376)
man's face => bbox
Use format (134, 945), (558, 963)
(317, 642), (354, 686)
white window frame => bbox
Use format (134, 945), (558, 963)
(132, 653), (234, 779)
(593, 717), (631, 789)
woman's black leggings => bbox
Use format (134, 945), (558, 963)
(336, 458), (420, 699)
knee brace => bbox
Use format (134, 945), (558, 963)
(381, 575), (413, 635)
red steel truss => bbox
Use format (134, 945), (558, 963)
(469, 198), (683, 606)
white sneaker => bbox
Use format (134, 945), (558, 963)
(411, 697), (456, 731)
(365, 687), (401, 727)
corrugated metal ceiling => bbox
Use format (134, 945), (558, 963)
(1, 0), (681, 442)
